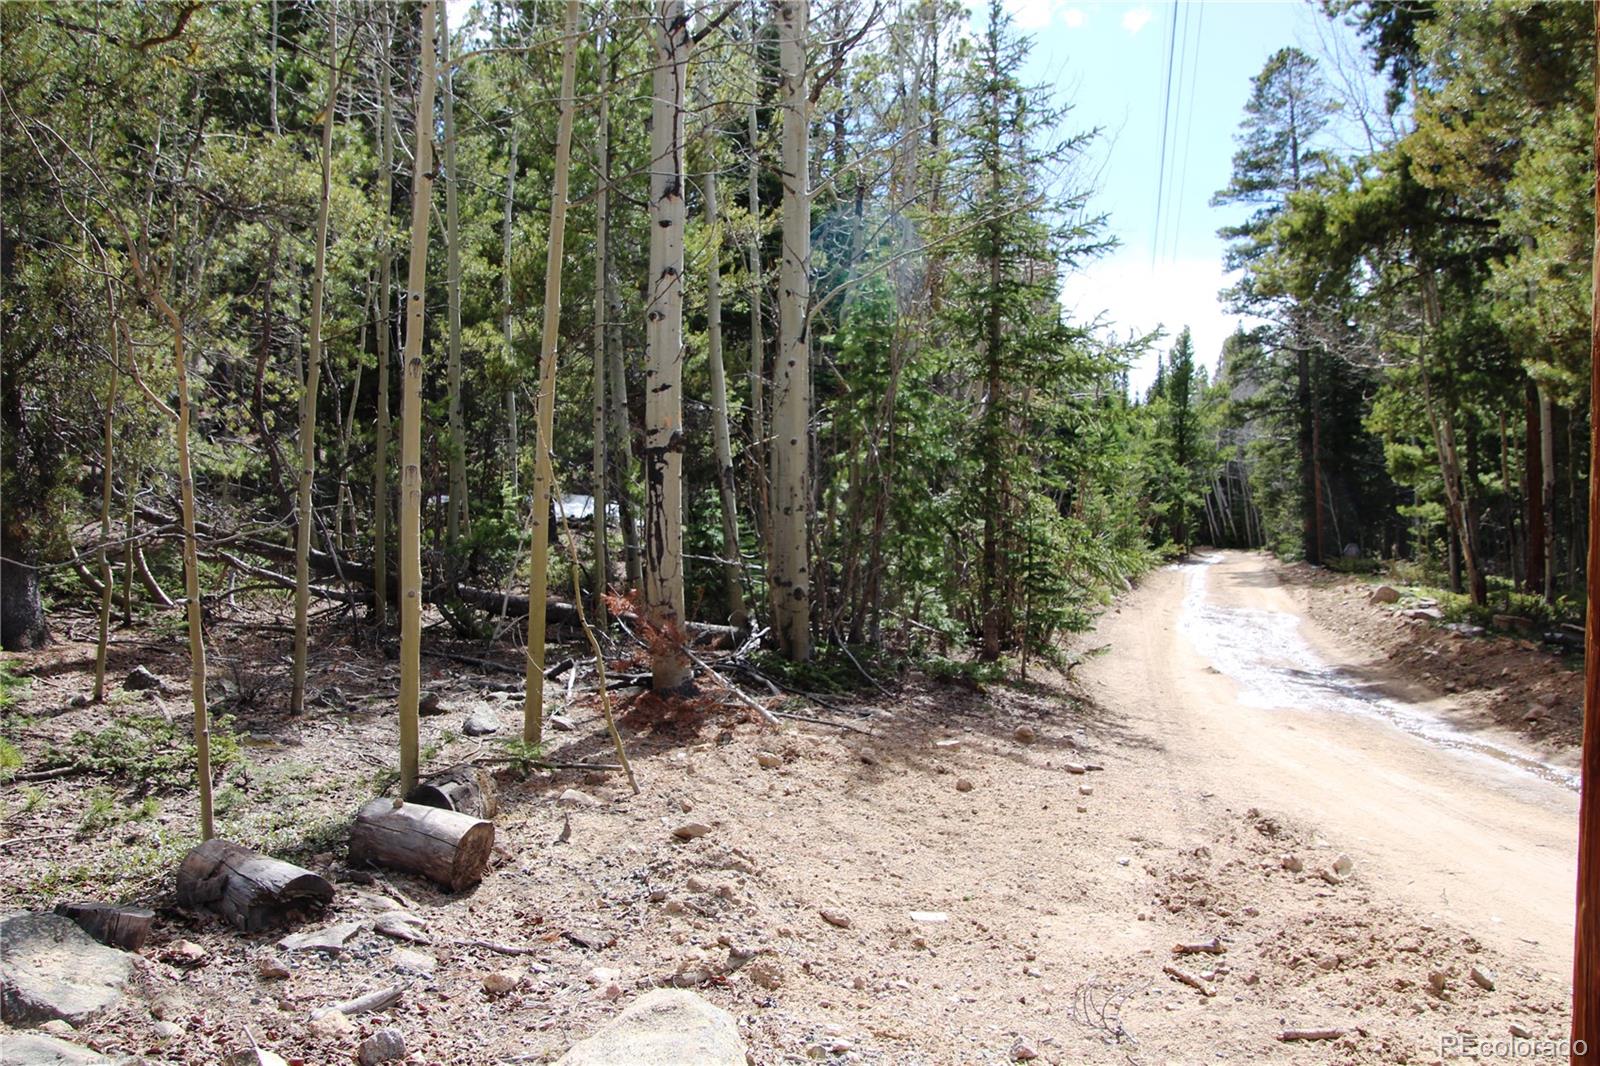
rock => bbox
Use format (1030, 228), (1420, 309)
(418, 690), (444, 716)
(1078, 785), (1094, 796)
(909, 911), (949, 923)
(0, 913), (132, 1026)
(256, 955), (291, 980)
(225, 1051), (289, 1066)
(124, 666), (162, 691)
(933, 738), (962, 751)
(1510, 1023), (1533, 1039)
(586, 967), (621, 986)
(819, 909), (852, 929)
(1010, 1037), (1039, 1061)
(755, 752), (782, 769)
(307, 1009), (354, 1040)
(1524, 706), (1549, 722)
(1280, 855), (1304, 873)
(68, 694), (91, 708)
(1470, 964), (1495, 991)
(671, 822), (712, 840)
(462, 711), (500, 736)
(1370, 585), (1400, 604)
(1115, 856), (1130, 867)
(373, 911), (430, 944)
(160, 939), (208, 967)
(357, 1027), (407, 1066)
(559, 788), (602, 807)
(277, 921), (363, 954)
(483, 969), (524, 995)
(0, 1034), (113, 1065)
(745, 958), (782, 990)
(685, 875), (710, 893)
(151, 1020), (183, 1042)
(390, 949), (436, 974)
(38, 1021), (74, 1037)
(1428, 970), (1448, 995)
(954, 778), (974, 793)
(1403, 606), (1444, 621)
(554, 988), (745, 1066)
(550, 714), (577, 732)
(1332, 853), (1354, 877)
(1013, 724), (1037, 744)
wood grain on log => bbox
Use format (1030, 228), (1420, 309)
(53, 901), (155, 951)
(175, 839), (333, 932)
(348, 800), (493, 892)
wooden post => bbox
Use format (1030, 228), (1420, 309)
(1575, 4), (1600, 1058)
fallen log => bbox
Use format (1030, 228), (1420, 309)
(53, 901), (155, 951)
(406, 764), (498, 820)
(1280, 1028), (1344, 1042)
(309, 981), (406, 1020)
(175, 839), (333, 932)
(348, 800), (493, 892)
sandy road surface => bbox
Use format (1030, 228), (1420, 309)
(1081, 550), (1579, 985)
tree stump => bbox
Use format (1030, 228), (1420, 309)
(53, 902), (155, 951)
(406, 764), (498, 820)
(348, 800), (494, 892)
(175, 839), (333, 932)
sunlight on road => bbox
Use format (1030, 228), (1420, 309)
(1174, 555), (1579, 791)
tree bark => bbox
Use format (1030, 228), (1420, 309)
(644, 0), (693, 688)
(399, 0), (439, 797)
(292, 6), (339, 716)
(93, 282), (122, 701)
(441, 2), (469, 564)
(1526, 382), (1546, 595)
(176, 839), (333, 932)
(348, 799), (493, 893)
(523, 0), (582, 739)
(704, 157), (747, 628)
(372, 4), (395, 629)
(592, 31), (611, 625)
(406, 763), (498, 820)
(1542, 386), (1558, 602)
(770, 0), (812, 661)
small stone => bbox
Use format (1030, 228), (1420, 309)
(746, 958), (782, 990)
(277, 921), (362, 954)
(1076, 805), (1088, 813)
(549, 714), (576, 731)
(586, 966), (621, 986)
(672, 822), (712, 840)
(125, 666), (163, 691)
(1078, 785), (1093, 796)
(308, 1009), (354, 1040)
(1470, 964), (1495, 991)
(1013, 724), (1037, 744)
(224, 1051), (290, 1066)
(418, 690), (444, 716)
(820, 909), (852, 929)
(462, 711), (500, 736)
(686, 875), (710, 893)
(357, 1027), (406, 1066)
(1010, 1037), (1039, 1061)
(1510, 1023), (1533, 1039)
(955, 778), (974, 793)
(933, 739), (962, 751)
(483, 969), (524, 996)
(68, 693), (91, 708)
(1332, 853), (1354, 876)
(755, 752), (783, 769)
(1280, 855), (1304, 873)
(256, 955), (291, 980)
(909, 911), (948, 923)
(1370, 585), (1400, 604)
(1116, 856), (1131, 867)
(38, 1020), (75, 1037)
(151, 1020), (183, 1042)
(162, 939), (209, 967)
(390, 949), (436, 974)
(1428, 970), (1448, 995)
(559, 788), (602, 807)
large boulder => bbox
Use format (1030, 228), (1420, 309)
(554, 989), (745, 1066)
(0, 1033), (114, 1064)
(0, 913), (132, 1027)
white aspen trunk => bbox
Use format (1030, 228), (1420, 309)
(643, 0), (692, 690)
(770, 0), (811, 661)
(592, 31), (610, 625)
(704, 166), (747, 627)
(441, 2), (468, 561)
(502, 122), (519, 494)
(607, 247), (639, 589)
(399, 0), (438, 796)
(93, 281), (121, 703)
(373, 4), (395, 628)
(522, 0), (582, 743)
(746, 3), (771, 556)
(292, 5), (339, 716)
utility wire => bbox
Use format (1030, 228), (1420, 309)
(1167, 1), (1206, 264)
(1150, 0), (1180, 267)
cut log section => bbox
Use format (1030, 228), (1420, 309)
(175, 839), (334, 932)
(348, 800), (494, 892)
(53, 901), (155, 951)
(406, 764), (498, 820)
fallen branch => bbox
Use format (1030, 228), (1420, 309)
(1172, 937), (1226, 955)
(1162, 964), (1215, 997)
(450, 938), (552, 965)
(309, 981), (406, 1020)
(1280, 1028), (1344, 1042)
(771, 709), (875, 736)
(682, 646), (782, 729)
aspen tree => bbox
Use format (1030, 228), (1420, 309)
(373, 4), (395, 628)
(441, 2), (469, 565)
(399, 0), (438, 796)
(592, 26), (611, 624)
(770, 0), (811, 661)
(644, 0), (693, 689)
(704, 149), (747, 627)
(292, 3), (340, 715)
(746, 1), (771, 553)
(502, 121), (519, 494)
(522, 0), (583, 744)
(92, 278), (121, 703)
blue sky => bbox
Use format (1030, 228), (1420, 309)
(993, 0), (1383, 392)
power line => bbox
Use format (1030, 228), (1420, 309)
(1168, 1), (1206, 264)
(1149, 0), (1180, 267)
(1160, 0), (1193, 264)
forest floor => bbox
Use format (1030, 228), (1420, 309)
(0, 550), (1582, 1065)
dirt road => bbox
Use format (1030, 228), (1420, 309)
(1081, 550), (1579, 985)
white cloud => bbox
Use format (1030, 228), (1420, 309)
(1121, 6), (1152, 34)
(1005, 0), (1058, 31)
(1061, 252), (1255, 396)
(1062, 7), (1087, 28)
